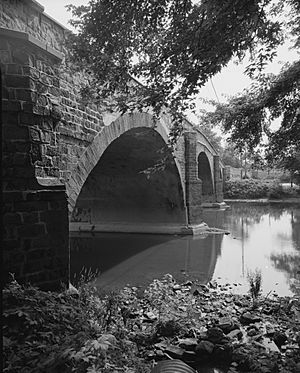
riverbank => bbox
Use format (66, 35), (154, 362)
(3, 275), (300, 373)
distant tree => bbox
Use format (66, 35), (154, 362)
(66, 0), (297, 142)
(196, 119), (223, 155)
(205, 60), (300, 176)
(221, 143), (242, 168)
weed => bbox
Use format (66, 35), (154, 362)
(247, 269), (262, 302)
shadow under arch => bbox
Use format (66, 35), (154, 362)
(67, 112), (187, 232)
(70, 231), (224, 290)
(198, 151), (214, 198)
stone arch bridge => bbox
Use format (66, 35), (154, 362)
(1, 0), (224, 289)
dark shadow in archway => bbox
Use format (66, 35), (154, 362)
(71, 127), (186, 227)
(198, 152), (214, 199)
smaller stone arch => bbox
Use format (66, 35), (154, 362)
(197, 151), (214, 198)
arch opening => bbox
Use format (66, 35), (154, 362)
(71, 127), (187, 232)
(198, 152), (214, 198)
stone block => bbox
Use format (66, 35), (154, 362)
(15, 200), (48, 212)
(3, 125), (29, 140)
(3, 212), (22, 225)
(5, 74), (30, 88)
(3, 239), (21, 251)
(29, 127), (41, 141)
(13, 166), (35, 178)
(15, 89), (34, 102)
(2, 191), (24, 202)
(31, 237), (50, 249)
(0, 37), (9, 50)
(22, 211), (39, 224)
(11, 251), (25, 264)
(48, 200), (67, 211)
(21, 112), (42, 126)
(27, 249), (45, 261)
(2, 100), (22, 111)
(0, 50), (11, 64)
(12, 49), (29, 64)
(17, 223), (46, 238)
(7, 153), (29, 166)
(2, 112), (20, 125)
(6, 63), (22, 74)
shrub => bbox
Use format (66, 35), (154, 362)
(224, 179), (293, 199)
(247, 269), (262, 302)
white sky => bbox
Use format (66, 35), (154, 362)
(39, 0), (299, 123)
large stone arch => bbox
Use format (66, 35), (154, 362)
(67, 112), (188, 233)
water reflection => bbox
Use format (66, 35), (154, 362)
(211, 203), (300, 296)
(70, 232), (223, 290)
(70, 203), (300, 296)
(270, 208), (300, 295)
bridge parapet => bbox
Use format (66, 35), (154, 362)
(0, 0), (68, 55)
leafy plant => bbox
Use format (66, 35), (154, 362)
(247, 269), (262, 302)
(2, 278), (146, 373)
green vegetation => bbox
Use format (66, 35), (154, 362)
(3, 278), (148, 373)
(66, 0), (299, 144)
(247, 269), (262, 303)
(224, 179), (300, 199)
(3, 275), (300, 373)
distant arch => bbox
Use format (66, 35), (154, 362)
(198, 151), (214, 196)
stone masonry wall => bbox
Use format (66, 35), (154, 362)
(1, 0), (72, 289)
(1, 32), (70, 289)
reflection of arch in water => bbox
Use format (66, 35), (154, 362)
(70, 232), (224, 290)
(197, 152), (214, 198)
(182, 234), (223, 283)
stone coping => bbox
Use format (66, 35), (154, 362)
(0, 27), (63, 61)
(201, 202), (230, 209)
(69, 222), (210, 235)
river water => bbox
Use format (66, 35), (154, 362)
(70, 202), (300, 296)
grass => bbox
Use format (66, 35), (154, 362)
(247, 269), (262, 302)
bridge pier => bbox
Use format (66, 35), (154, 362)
(184, 132), (206, 228)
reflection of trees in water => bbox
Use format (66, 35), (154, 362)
(226, 204), (299, 242)
(291, 209), (300, 251)
(270, 252), (300, 295)
(225, 204), (268, 239)
(275, 208), (300, 252)
(270, 207), (300, 295)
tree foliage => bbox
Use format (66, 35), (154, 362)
(66, 0), (289, 139)
(202, 59), (300, 175)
